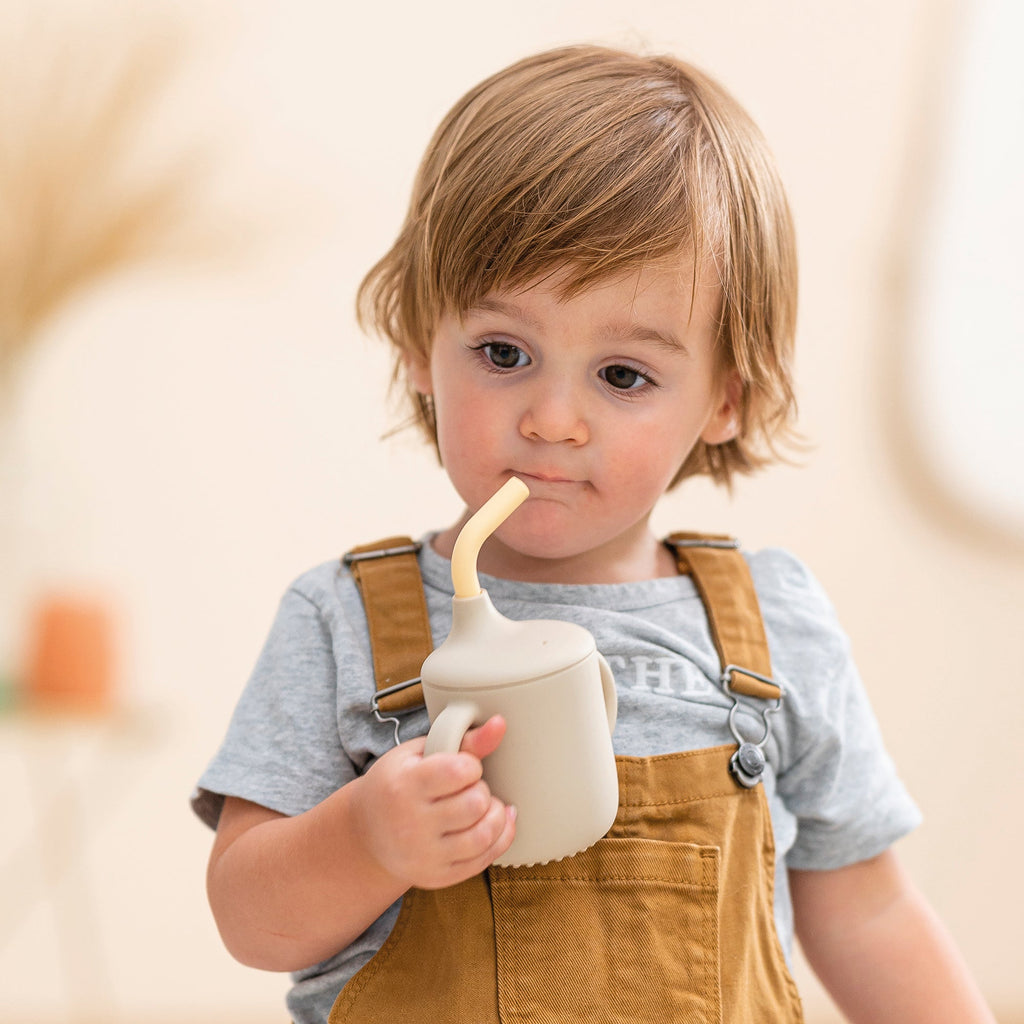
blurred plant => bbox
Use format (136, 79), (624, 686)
(0, 6), (210, 396)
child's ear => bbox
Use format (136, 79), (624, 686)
(404, 352), (433, 395)
(700, 370), (743, 445)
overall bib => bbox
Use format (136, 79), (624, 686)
(335, 535), (804, 1024)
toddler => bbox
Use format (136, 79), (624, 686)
(193, 44), (994, 1024)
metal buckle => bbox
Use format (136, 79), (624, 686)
(343, 542), (422, 565)
(721, 664), (782, 700)
(665, 536), (741, 550)
(371, 677), (423, 746)
(720, 665), (783, 788)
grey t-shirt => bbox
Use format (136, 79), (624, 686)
(193, 539), (920, 1024)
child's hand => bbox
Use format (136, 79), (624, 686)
(351, 715), (516, 890)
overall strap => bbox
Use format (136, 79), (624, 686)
(344, 531), (779, 713)
(664, 533), (781, 703)
(343, 538), (431, 713)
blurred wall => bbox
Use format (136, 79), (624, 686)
(1, 0), (1021, 1021)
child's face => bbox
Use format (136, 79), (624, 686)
(409, 264), (739, 579)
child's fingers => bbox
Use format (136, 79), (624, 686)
(434, 779), (493, 835)
(414, 749), (485, 801)
(458, 715), (507, 761)
(413, 715), (507, 801)
(359, 716), (515, 887)
(448, 802), (517, 875)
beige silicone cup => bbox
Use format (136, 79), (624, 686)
(421, 478), (618, 866)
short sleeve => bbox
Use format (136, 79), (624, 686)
(751, 549), (923, 870)
(191, 583), (357, 830)
(778, 657), (922, 870)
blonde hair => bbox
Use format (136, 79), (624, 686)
(358, 44), (799, 487)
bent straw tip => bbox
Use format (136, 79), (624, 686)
(501, 476), (530, 501)
(451, 477), (531, 597)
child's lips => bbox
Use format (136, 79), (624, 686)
(518, 471), (582, 486)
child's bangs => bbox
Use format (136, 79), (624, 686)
(431, 80), (725, 313)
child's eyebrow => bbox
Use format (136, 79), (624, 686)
(464, 297), (543, 331)
(598, 322), (689, 355)
(464, 298), (689, 355)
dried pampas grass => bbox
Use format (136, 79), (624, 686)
(0, 6), (212, 392)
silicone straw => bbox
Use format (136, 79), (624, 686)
(451, 477), (530, 598)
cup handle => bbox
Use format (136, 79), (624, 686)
(423, 700), (480, 756)
(597, 653), (618, 732)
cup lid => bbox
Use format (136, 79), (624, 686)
(420, 590), (596, 689)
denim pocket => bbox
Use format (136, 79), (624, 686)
(489, 837), (722, 1024)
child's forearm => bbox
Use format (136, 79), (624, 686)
(792, 851), (995, 1024)
(206, 719), (515, 973)
(207, 781), (407, 972)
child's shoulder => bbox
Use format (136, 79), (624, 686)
(743, 546), (862, 713)
(277, 557), (366, 621)
(743, 546), (847, 651)
(745, 546), (830, 603)
(286, 556), (349, 593)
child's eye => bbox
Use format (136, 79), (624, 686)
(600, 364), (652, 391)
(475, 341), (530, 370)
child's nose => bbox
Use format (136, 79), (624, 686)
(518, 382), (590, 445)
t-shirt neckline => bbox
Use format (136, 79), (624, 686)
(417, 533), (699, 612)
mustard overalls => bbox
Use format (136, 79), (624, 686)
(333, 534), (804, 1023)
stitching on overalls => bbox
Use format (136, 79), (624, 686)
(617, 789), (741, 808)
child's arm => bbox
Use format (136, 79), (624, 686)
(791, 849), (995, 1023)
(205, 715), (516, 973)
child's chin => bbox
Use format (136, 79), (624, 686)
(494, 520), (601, 565)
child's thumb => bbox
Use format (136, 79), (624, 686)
(458, 714), (507, 761)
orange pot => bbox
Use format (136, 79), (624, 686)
(25, 595), (117, 713)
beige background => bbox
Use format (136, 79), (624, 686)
(1, 0), (1021, 1021)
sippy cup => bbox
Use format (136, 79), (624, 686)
(421, 477), (619, 867)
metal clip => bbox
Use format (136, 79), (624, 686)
(666, 537), (741, 550)
(721, 666), (783, 789)
(344, 542), (422, 565)
(370, 677), (423, 747)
